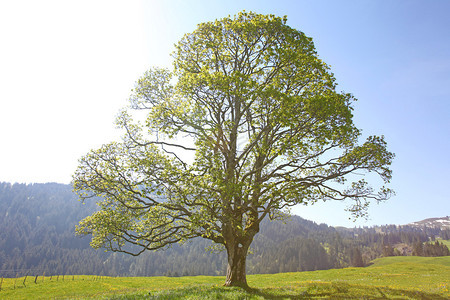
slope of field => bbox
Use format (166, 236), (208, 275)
(370, 255), (450, 267)
(439, 239), (450, 249)
(1, 256), (448, 299)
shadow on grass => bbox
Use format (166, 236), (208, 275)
(108, 283), (448, 299)
(246, 284), (449, 300)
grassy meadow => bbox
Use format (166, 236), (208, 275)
(438, 238), (450, 249)
(0, 256), (449, 299)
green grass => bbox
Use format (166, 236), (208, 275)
(438, 238), (450, 249)
(1, 256), (449, 299)
(370, 254), (450, 267)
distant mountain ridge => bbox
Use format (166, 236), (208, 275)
(1, 182), (449, 277)
(407, 216), (450, 229)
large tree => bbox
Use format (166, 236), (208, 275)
(73, 12), (394, 287)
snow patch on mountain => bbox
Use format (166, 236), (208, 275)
(407, 216), (450, 229)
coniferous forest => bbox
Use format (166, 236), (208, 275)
(0, 182), (448, 277)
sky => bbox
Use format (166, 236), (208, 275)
(0, 0), (449, 227)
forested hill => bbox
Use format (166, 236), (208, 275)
(1, 182), (449, 277)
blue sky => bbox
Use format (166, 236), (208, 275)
(0, 0), (449, 227)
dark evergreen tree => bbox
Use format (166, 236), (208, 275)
(350, 247), (364, 267)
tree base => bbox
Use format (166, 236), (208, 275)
(223, 280), (249, 289)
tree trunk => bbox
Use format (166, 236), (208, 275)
(224, 241), (249, 288)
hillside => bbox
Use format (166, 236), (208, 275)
(0, 182), (337, 277)
(0, 182), (449, 278)
(370, 255), (450, 267)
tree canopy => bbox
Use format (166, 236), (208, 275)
(73, 12), (394, 287)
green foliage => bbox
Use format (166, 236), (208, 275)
(73, 9), (393, 253)
(72, 11), (394, 286)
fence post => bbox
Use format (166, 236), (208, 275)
(34, 275), (38, 284)
(14, 274), (18, 289)
(23, 275), (27, 287)
(0, 277), (3, 291)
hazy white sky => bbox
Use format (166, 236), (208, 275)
(1, 0), (449, 227)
